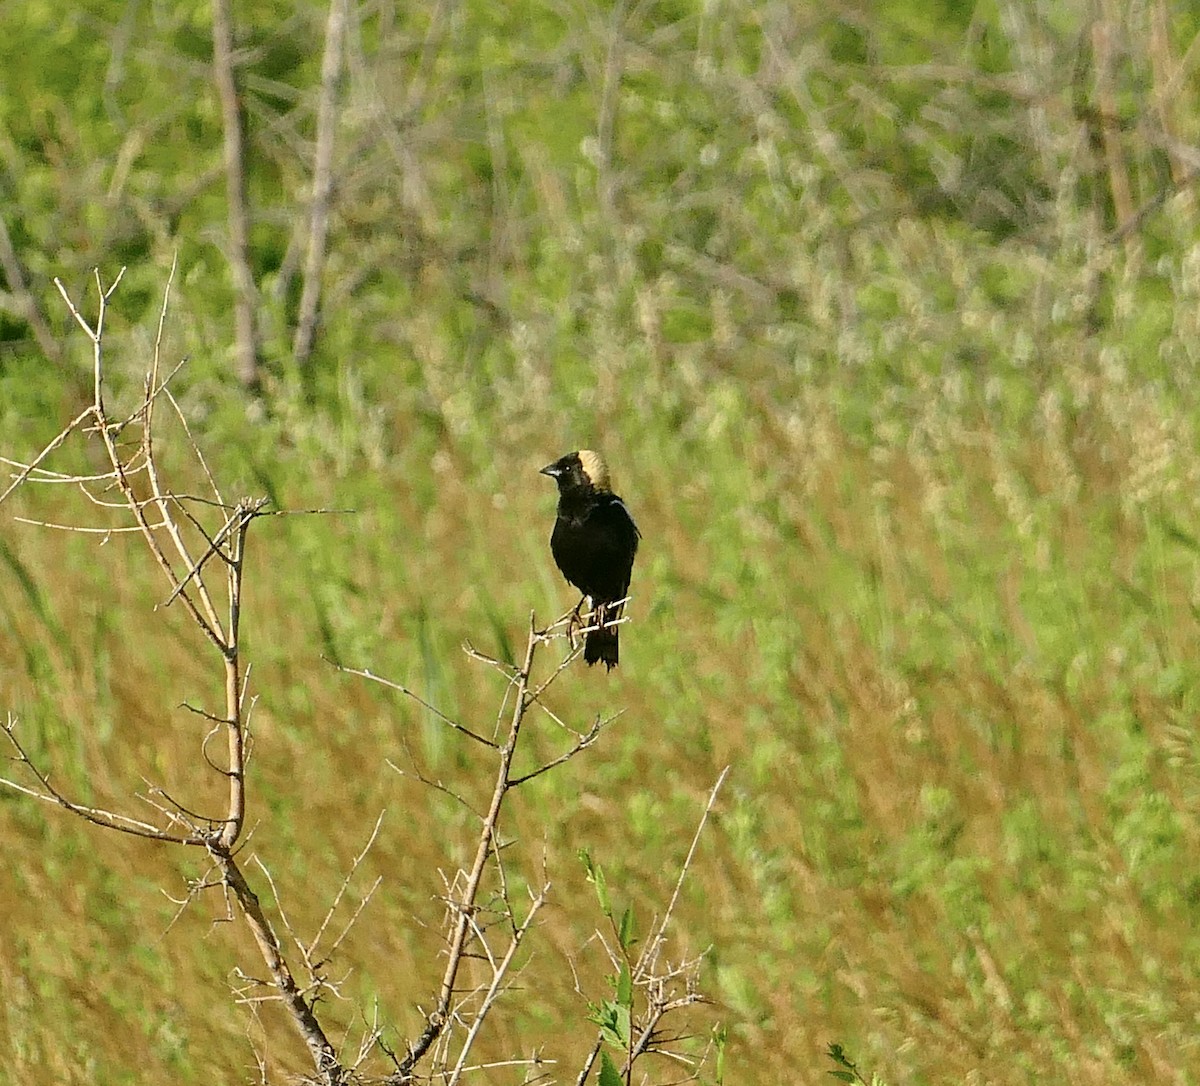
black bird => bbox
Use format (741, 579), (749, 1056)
(540, 450), (640, 670)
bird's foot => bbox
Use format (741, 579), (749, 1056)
(566, 597), (588, 649)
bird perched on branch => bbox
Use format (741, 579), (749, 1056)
(540, 449), (640, 670)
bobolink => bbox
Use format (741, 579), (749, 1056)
(540, 449), (641, 670)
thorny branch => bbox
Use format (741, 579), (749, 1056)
(0, 268), (343, 1084)
(358, 607), (639, 1084)
(575, 766), (730, 1085)
(1, 269), (720, 1086)
(391, 616), (545, 1081)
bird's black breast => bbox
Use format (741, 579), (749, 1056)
(550, 493), (640, 603)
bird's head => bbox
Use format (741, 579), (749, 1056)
(540, 449), (611, 493)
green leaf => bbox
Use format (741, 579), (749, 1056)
(590, 998), (631, 1047)
(587, 999), (612, 1029)
(598, 1051), (623, 1086)
(593, 997), (632, 1048)
(617, 904), (637, 950)
(579, 851), (611, 917)
(616, 961), (633, 1009)
(615, 1002), (632, 1046)
(828, 1073), (856, 1083)
(713, 1024), (727, 1085)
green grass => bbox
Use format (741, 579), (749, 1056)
(3, 0), (1200, 1083)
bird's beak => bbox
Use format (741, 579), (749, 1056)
(539, 463), (562, 477)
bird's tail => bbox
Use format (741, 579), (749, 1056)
(584, 603), (620, 670)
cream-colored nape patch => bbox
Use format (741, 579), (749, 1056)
(577, 449), (611, 491)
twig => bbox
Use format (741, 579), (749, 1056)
(395, 618), (543, 1080)
(445, 885), (551, 1086)
(645, 766), (730, 970)
(575, 1037), (604, 1086)
(509, 713), (616, 787)
(216, 851), (345, 1082)
(387, 752), (484, 819)
(163, 385), (224, 504)
(142, 251), (177, 449)
(293, 0), (349, 372)
(0, 406), (96, 506)
(253, 856), (306, 964)
(1, 714), (198, 844)
(337, 663), (498, 748)
(138, 778), (227, 830)
(0, 209), (61, 365)
(51, 273), (230, 652)
(325, 874), (382, 962)
(211, 0), (261, 391)
(307, 810), (387, 965)
(3, 268), (347, 1086)
(12, 517), (166, 534)
(0, 459), (118, 484)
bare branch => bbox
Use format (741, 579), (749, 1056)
(0, 406), (96, 506)
(641, 766), (730, 976)
(307, 810), (387, 966)
(210, 0), (261, 391)
(338, 663), (498, 749)
(0, 209), (61, 364)
(2, 266), (351, 1086)
(395, 620), (543, 1079)
(293, 0), (349, 371)
(1, 714), (200, 844)
(574, 1037), (604, 1086)
(387, 752), (484, 820)
(216, 850), (345, 1083)
(509, 713), (617, 787)
(446, 885), (551, 1086)
(12, 517), (167, 534)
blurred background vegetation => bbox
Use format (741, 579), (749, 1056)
(3, 0), (1200, 1082)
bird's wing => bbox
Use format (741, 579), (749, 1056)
(611, 497), (641, 539)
